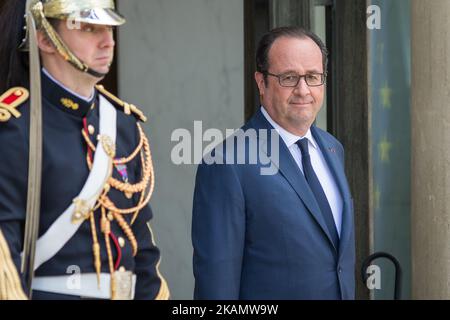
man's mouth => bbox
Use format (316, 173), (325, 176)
(96, 56), (112, 62)
(290, 101), (312, 105)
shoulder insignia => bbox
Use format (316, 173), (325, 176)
(0, 87), (29, 123)
(96, 85), (147, 122)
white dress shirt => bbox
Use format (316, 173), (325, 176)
(261, 107), (343, 236)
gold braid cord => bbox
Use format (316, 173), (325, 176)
(89, 211), (101, 287)
(82, 122), (155, 299)
(101, 207), (116, 298)
(0, 229), (27, 300)
(147, 222), (170, 300)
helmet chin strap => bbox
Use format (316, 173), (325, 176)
(34, 4), (108, 79)
(82, 64), (107, 79)
(61, 53), (108, 78)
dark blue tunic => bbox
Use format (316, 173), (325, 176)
(0, 72), (167, 300)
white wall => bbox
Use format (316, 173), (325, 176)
(118, 0), (244, 299)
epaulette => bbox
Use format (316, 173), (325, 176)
(0, 87), (29, 123)
(96, 85), (147, 122)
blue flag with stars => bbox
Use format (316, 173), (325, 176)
(369, 0), (411, 299)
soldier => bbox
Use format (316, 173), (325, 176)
(0, 0), (169, 300)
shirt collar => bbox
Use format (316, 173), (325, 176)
(260, 106), (318, 149)
(42, 68), (94, 102)
(41, 68), (96, 118)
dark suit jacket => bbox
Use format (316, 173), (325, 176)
(192, 109), (355, 300)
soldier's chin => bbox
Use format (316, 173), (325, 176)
(91, 59), (113, 76)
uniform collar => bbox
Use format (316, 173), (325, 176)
(41, 69), (96, 118)
(260, 106), (318, 149)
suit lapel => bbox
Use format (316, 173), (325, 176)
(251, 111), (337, 252)
(311, 126), (352, 257)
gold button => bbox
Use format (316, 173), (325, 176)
(118, 237), (125, 248)
(15, 90), (22, 96)
(107, 212), (114, 221)
(88, 125), (95, 135)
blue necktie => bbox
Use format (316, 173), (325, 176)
(296, 138), (339, 250)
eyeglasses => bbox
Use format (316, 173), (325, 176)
(265, 71), (326, 87)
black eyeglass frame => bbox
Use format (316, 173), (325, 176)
(264, 71), (327, 87)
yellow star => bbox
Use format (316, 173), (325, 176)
(373, 184), (381, 211)
(378, 135), (392, 163)
(380, 82), (392, 108)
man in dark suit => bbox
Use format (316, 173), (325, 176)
(192, 27), (355, 300)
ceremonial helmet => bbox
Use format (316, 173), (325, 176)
(21, 0), (125, 77)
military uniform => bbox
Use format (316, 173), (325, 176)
(0, 71), (169, 300)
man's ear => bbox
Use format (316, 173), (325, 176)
(254, 71), (266, 97)
(36, 30), (56, 54)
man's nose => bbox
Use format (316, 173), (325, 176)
(294, 77), (311, 96)
(100, 28), (115, 48)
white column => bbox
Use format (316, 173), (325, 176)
(411, 0), (450, 299)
